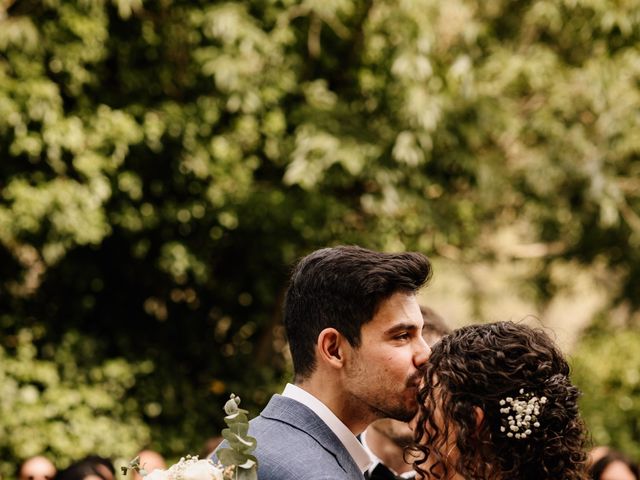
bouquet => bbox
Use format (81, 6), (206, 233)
(123, 394), (257, 480)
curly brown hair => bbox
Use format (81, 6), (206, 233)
(410, 321), (589, 480)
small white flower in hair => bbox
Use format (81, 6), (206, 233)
(498, 390), (546, 440)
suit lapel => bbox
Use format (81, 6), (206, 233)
(260, 395), (364, 478)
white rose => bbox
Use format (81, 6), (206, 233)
(181, 460), (224, 480)
(144, 470), (171, 480)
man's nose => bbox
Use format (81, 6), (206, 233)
(413, 335), (431, 367)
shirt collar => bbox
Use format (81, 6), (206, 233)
(282, 383), (372, 473)
(360, 428), (382, 474)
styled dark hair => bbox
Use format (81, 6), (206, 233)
(412, 321), (588, 480)
(284, 245), (432, 380)
(590, 450), (639, 480)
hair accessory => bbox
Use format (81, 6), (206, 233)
(498, 388), (547, 439)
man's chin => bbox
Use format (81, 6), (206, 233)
(371, 402), (414, 423)
(369, 389), (419, 422)
(401, 390), (420, 419)
(389, 403), (418, 423)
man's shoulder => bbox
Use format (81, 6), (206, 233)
(249, 401), (332, 454)
(249, 395), (359, 480)
(214, 395), (363, 480)
(251, 416), (354, 480)
(250, 394), (328, 434)
(256, 446), (350, 479)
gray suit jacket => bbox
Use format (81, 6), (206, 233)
(214, 394), (364, 480)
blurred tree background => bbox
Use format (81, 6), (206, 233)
(1, 0), (639, 474)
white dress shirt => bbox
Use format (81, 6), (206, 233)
(282, 383), (372, 473)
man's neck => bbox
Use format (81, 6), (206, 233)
(283, 382), (373, 473)
(295, 379), (372, 435)
(364, 427), (413, 475)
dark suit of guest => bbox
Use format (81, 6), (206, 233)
(365, 463), (403, 480)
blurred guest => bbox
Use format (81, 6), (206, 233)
(19, 456), (56, 480)
(590, 450), (639, 480)
(81, 456), (114, 480)
(419, 306), (450, 347)
(132, 449), (166, 480)
(54, 456), (114, 480)
(589, 446), (611, 467)
(362, 420), (415, 479)
(362, 306), (451, 479)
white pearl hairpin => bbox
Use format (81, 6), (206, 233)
(498, 388), (547, 439)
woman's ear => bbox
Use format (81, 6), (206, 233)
(317, 328), (345, 369)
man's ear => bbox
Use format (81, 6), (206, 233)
(317, 328), (345, 369)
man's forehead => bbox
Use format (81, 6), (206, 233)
(369, 293), (423, 328)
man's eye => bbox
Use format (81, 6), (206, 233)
(395, 333), (410, 340)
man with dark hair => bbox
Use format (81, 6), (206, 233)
(216, 245), (433, 480)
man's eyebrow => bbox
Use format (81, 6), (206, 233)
(385, 323), (421, 335)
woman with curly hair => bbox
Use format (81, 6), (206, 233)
(411, 321), (589, 480)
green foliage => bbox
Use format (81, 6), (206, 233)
(0, 329), (150, 478)
(572, 328), (640, 459)
(217, 395), (257, 480)
(1, 0), (639, 465)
